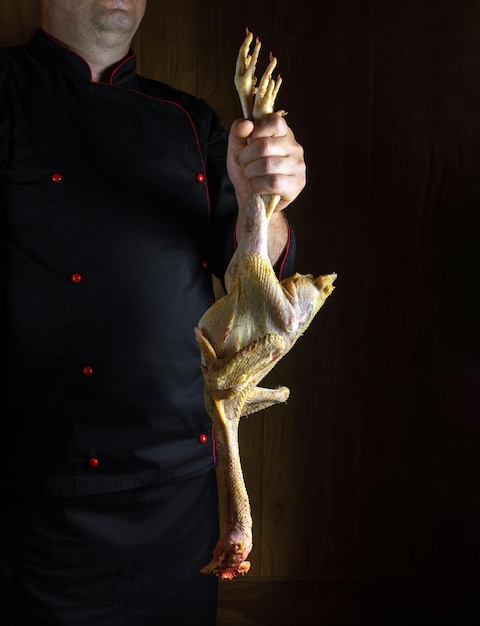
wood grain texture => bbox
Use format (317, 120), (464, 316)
(1, 1), (478, 603)
(0, 0), (39, 47)
(134, 0), (198, 93)
(217, 575), (479, 625)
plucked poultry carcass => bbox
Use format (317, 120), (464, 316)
(195, 28), (336, 579)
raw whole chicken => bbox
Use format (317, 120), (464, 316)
(195, 28), (336, 579)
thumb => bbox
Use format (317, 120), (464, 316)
(227, 118), (255, 203)
(228, 118), (255, 149)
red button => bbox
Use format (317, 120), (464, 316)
(70, 273), (82, 283)
(196, 173), (205, 183)
(82, 365), (93, 376)
(198, 433), (208, 443)
(201, 259), (209, 269)
(88, 457), (99, 468)
(51, 172), (62, 183)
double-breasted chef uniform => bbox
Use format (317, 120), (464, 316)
(0, 28), (295, 625)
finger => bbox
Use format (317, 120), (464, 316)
(249, 113), (289, 140)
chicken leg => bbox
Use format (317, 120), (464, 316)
(196, 28), (336, 579)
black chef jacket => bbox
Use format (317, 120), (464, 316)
(0, 29), (296, 499)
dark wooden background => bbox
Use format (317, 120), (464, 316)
(2, 1), (478, 624)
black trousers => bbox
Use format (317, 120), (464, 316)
(0, 471), (219, 626)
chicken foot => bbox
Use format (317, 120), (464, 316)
(196, 28), (336, 579)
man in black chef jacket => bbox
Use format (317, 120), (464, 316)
(0, 1), (306, 624)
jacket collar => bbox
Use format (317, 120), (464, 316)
(28, 28), (139, 87)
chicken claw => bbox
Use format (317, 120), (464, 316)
(234, 28), (260, 120)
(234, 27), (286, 121)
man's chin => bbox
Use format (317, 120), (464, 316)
(97, 11), (136, 34)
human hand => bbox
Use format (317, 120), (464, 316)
(226, 112), (306, 214)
